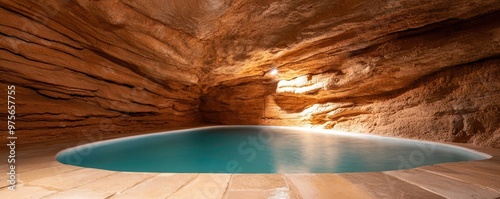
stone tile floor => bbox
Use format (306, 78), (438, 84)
(1, 131), (499, 199)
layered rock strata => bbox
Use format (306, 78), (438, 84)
(0, 0), (203, 143)
(0, 0), (498, 147)
(201, 59), (500, 148)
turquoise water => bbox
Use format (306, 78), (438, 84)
(56, 126), (490, 173)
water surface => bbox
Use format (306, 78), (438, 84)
(56, 126), (490, 173)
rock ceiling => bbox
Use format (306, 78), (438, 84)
(0, 0), (499, 147)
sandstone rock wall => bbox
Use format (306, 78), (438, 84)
(0, 0), (498, 147)
(200, 0), (500, 148)
(201, 59), (500, 148)
(0, 0), (203, 143)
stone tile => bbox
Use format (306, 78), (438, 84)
(18, 165), (80, 183)
(0, 156), (57, 174)
(3, 138), (499, 199)
(472, 160), (500, 174)
(168, 174), (231, 199)
(286, 174), (373, 199)
(112, 174), (197, 199)
(340, 172), (444, 199)
(72, 172), (156, 194)
(41, 171), (156, 198)
(17, 159), (61, 173)
(0, 184), (57, 199)
(43, 189), (113, 199)
(281, 174), (304, 199)
(0, 181), (9, 188)
(229, 174), (287, 191)
(417, 165), (500, 191)
(226, 174), (302, 199)
(225, 189), (299, 199)
(385, 169), (500, 199)
(28, 168), (115, 190)
(439, 161), (500, 177)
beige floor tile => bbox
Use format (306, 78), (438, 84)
(229, 174), (287, 191)
(417, 165), (500, 191)
(43, 188), (113, 199)
(113, 174), (197, 199)
(225, 189), (299, 199)
(471, 160), (500, 174)
(0, 184), (57, 199)
(0, 182), (9, 188)
(3, 136), (499, 198)
(167, 174), (231, 199)
(385, 169), (500, 199)
(281, 174), (304, 199)
(18, 165), (81, 184)
(16, 159), (61, 174)
(73, 172), (156, 194)
(0, 173), (13, 188)
(226, 174), (302, 199)
(286, 174), (373, 199)
(340, 172), (444, 199)
(28, 168), (115, 190)
(438, 161), (500, 176)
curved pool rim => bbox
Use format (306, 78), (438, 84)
(56, 125), (492, 173)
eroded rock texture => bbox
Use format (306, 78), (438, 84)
(202, 60), (500, 148)
(0, 0), (499, 147)
(0, 0), (204, 143)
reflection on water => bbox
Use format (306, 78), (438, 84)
(57, 126), (488, 173)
